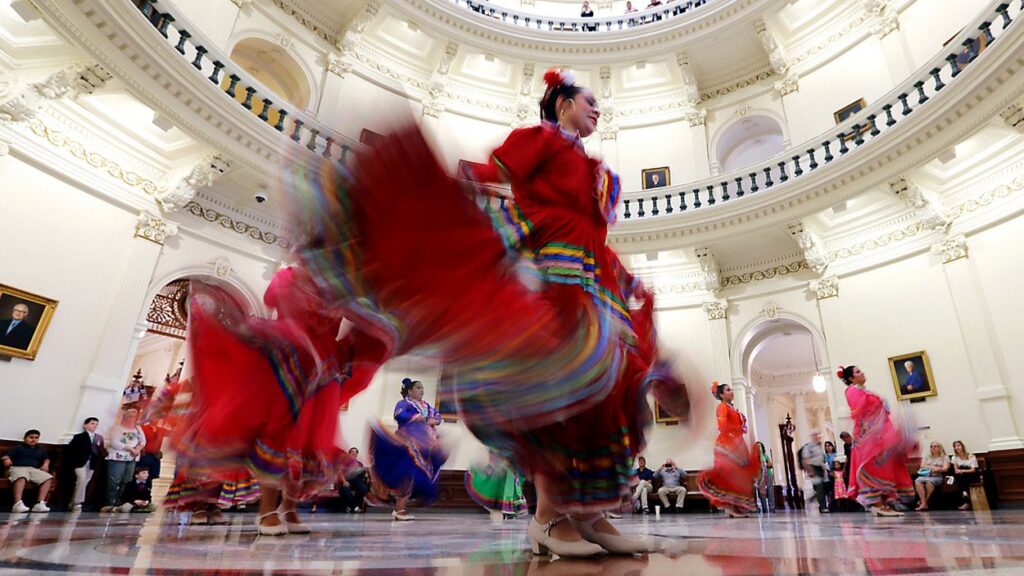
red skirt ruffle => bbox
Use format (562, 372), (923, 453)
(698, 434), (760, 513)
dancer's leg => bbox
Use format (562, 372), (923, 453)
(533, 475), (585, 541)
(258, 486), (283, 527)
(279, 495), (303, 524)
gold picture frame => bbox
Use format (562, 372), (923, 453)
(888, 350), (937, 401)
(833, 98), (868, 124)
(641, 167), (671, 190)
(655, 399), (686, 424)
(0, 284), (59, 361)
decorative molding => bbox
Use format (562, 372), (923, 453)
(863, 0), (899, 38)
(208, 256), (233, 278)
(790, 10), (872, 67)
(827, 222), (924, 262)
(184, 201), (291, 249)
(26, 118), (164, 195)
(695, 246), (721, 293)
(698, 70), (773, 104)
(702, 298), (728, 320)
(889, 176), (952, 233)
(762, 302), (780, 319)
(787, 220), (828, 274)
(723, 260), (809, 286)
(0, 138), (9, 156)
(946, 174), (1024, 220)
(809, 275), (839, 300)
(271, 0), (335, 44)
(675, 51), (701, 107)
(774, 73), (799, 97)
(754, 17), (790, 76)
(1002, 100), (1024, 132)
(931, 234), (969, 264)
(0, 63), (111, 123)
(134, 211), (178, 245)
(422, 41), (460, 118)
(158, 154), (232, 213)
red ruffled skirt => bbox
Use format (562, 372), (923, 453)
(698, 433), (760, 513)
(283, 125), (686, 511)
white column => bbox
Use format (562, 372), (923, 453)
(809, 276), (851, 437)
(703, 298), (733, 382)
(932, 236), (1024, 450)
(70, 212), (178, 437)
(688, 119), (710, 179)
(867, 1), (912, 84)
(793, 392), (809, 447)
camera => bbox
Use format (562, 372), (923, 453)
(254, 191), (267, 203)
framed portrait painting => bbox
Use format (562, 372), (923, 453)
(642, 167), (670, 190)
(888, 351), (937, 401)
(0, 284), (58, 360)
(833, 98), (867, 124)
(654, 399), (686, 424)
(436, 376), (459, 423)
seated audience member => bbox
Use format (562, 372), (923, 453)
(339, 447), (370, 513)
(2, 429), (52, 513)
(656, 458), (687, 512)
(633, 456), (656, 513)
(951, 440), (979, 510)
(914, 441), (951, 511)
(68, 417), (104, 511)
(105, 408), (146, 511)
(119, 467), (155, 513)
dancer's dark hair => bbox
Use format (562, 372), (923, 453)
(400, 377), (420, 398)
(836, 365), (857, 385)
(711, 381), (728, 401)
(540, 68), (582, 124)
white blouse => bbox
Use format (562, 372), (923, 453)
(952, 454), (978, 470)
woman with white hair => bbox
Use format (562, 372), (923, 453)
(914, 441), (951, 511)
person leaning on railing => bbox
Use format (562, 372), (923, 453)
(581, 1), (597, 31)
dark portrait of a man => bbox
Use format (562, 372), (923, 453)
(642, 168), (670, 190)
(0, 302), (36, 350)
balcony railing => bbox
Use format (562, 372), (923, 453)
(618, 0), (1022, 220)
(134, 0), (359, 169)
(454, 0), (714, 32)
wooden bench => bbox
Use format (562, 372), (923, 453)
(906, 453), (992, 509)
(0, 438), (106, 511)
(636, 470), (710, 513)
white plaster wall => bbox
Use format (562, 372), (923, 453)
(836, 250), (990, 452)
(899, 0), (990, 70)
(129, 334), (186, 390)
(167, 0), (241, 51)
(0, 157), (137, 442)
(617, 120), (693, 191)
(965, 221), (1024, 443)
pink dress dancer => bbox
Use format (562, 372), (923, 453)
(839, 365), (913, 516)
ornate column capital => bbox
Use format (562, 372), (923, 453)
(134, 212), (179, 245)
(703, 298), (729, 320)
(774, 73), (799, 96)
(683, 107), (707, 127)
(208, 256), (233, 278)
(890, 176), (951, 232)
(1, 63), (111, 123)
(809, 275), (839, 300)
(1001, 100), (1024, 133)
(931, 234), (969, 264)
(863, 0), (899, 37)
(754, 17), (791, 76)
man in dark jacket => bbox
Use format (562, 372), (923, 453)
(68, 417), (104, 510)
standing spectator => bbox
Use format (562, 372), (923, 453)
(580, 1), (596, 31)
(339, 447), (370, 513)
(823, 440), (838, 511)
(120, 467), (156, 512)
(104, 408), (146, 512)
(799, 431), (829, 513)
(632, 456), (655, 513)
(625, 0), (637, 12)
(68, 417), (104, 511)
(754, 442), (775, 513)
(656, 458), (687, 512)
(914, 441), (951, 511)
(647, 0), (664, 21)
(2, 429), (52, 513)
(839, 431), (853, 487)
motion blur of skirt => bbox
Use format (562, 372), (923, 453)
(282, 124), (687, 513)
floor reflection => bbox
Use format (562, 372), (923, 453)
(2, 510), (1024, 575)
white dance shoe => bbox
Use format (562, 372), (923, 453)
(392, 510), (416, 521)
(571, 515), (651, 554)
(528, 516), (606, 558)
(256, 512), (288, 536)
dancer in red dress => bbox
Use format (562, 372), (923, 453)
(838, 365), (913, 516)
(697, 382), (759, 518)
(175, 270), (387, 535)
(285, 68), (688, 557)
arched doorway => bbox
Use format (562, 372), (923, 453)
(713, 114), (786, 174)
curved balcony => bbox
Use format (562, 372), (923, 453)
(615, 0), (1023, 223)
(135, 0), (359, 170)
(455, 0), (714, 33)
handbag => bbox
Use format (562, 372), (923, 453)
(917, 467), (931, 477)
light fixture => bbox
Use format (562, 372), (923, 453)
(809, 333), (827, 393)
(484, 53), (495, 63)
(635, 61), (647, 70)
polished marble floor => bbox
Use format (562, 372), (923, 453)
(2, 508), (1024, 575)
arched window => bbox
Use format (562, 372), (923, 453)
(229, 37), (312, 112)
(715, 115), (786, 174)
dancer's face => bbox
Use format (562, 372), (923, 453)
(851, 367), (867, 385)
(559, 88), (600, 138)
(721, 385), (734, 403)
(409, 381), (425, 401)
